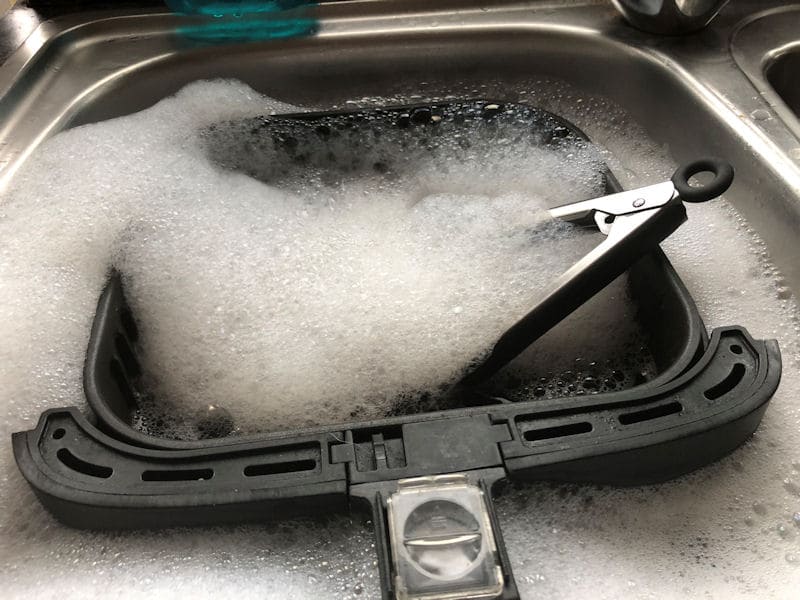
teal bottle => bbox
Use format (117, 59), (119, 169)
(166, 0), (318, 41)
(166, 1), (313, 16)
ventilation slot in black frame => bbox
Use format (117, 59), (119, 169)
(523, 421), (592, 442)
(141, 468), (214, 481)
(57, 448), (113, 479)
(704, 363), (746, 400)
(619, 401), (682, 425)
(243, 459), (317, 477)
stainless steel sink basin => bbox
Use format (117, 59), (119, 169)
(731, 4), (800, 140)
(2, 1), (800, 291)
(2, 1), (800, 598)
(767, 51), (800, 120)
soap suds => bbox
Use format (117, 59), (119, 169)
(2, 83), (652, 438)
(1, 79), (799, 599)
(113, 99), (611, 433)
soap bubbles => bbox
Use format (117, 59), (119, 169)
(1, 78), (799, 597)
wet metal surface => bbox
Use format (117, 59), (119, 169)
(2, 1), (800, 296)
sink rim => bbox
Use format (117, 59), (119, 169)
(0, 2), (796, 186)
(3, 1), (800, 294)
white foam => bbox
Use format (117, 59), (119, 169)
(5, 82), (618, 436)
(0, 79), (798, 598)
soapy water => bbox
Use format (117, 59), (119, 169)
(47, 92), (657, 438)
(0, 78), (799, 598)
(116, 100), (660, 439)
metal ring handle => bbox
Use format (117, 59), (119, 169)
(671, 157), (734, 203)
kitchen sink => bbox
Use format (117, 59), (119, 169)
(768, 52), (800, 121)
(2, 1), (800, 598)
(1, 1), (800, 291)
(731, 4), (800, 140)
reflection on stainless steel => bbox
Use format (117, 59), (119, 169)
(768, 53), (800, 121)
(731, 5), (800, 138)
(1, 0), (798, 295)
(611, 0), (730, 34)
(2, 8), (41, 49)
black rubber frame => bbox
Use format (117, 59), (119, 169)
(13, 327), (781, 598)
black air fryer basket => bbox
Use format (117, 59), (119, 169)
(13, 101), (781, 600)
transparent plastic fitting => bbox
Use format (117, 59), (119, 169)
(386, 474), (504, 600)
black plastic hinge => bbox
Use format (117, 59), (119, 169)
(333, 415), (512, 486)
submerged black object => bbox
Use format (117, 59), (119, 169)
(457, 156), (734, 388)
(13, 327), (781, 598)
(12, 101), (780, 600)
(84, 101), (713, 449)
(15, 326), (780, 521)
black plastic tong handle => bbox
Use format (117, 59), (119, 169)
(457, 201), (689, 388)
(457, 158), (734, 389)
(672, 157), (734, 203)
